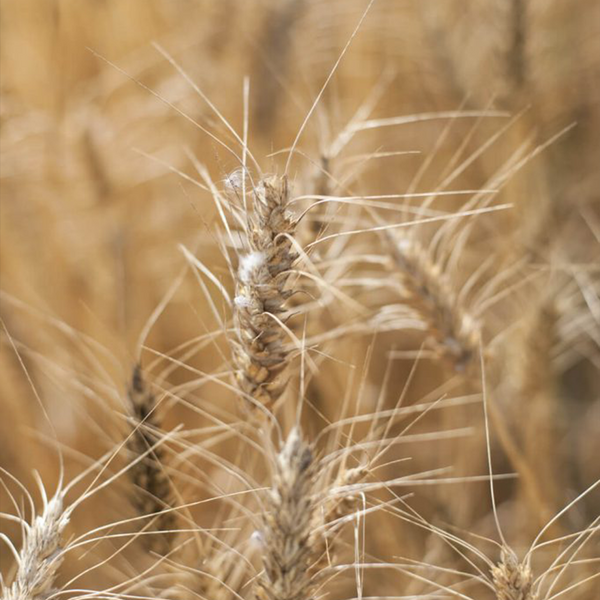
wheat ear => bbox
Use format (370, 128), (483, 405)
(390, 236), (480, 370)
(232, 175), (298, 409)
(4, 485), (69, 600)
(126, 364), (174, 554)
(491, 547), (537, 600)
(254, 428), (320, 600)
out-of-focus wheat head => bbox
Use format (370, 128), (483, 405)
(125, 364), (175, 555)
(492, 548), (536, 600)
(254, 428), (319, 600)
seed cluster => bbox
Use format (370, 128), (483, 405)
(232, 176), (298, 409)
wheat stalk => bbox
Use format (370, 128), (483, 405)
(491, 547), (537, 600)
(3, 484), (70, 600)
(231, 175), (299, 410)
(389, 235), (480, 370)
(126, 364), (175, 555)
(252, 0), (307, 135)
(254, 428), (320, 600)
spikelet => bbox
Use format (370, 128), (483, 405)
(126, 364), (174, 554)
(232, 175), (298, 409)
(491, 547), (537, 600)
(390, 236), (480, 370)
(254, 428), (320, 600)
(5, 488), (69, 600)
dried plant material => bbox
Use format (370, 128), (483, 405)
(254, 428), (320, 600)
(4, 486), (70, 600)
(390, 236), (480, 370)
(514, 302), (557, 400)
(323, 463), (368, 523)
(231, 175), (299, 409)
(126, 364), (175, 554)
(507, 0), (529, 95)
(1, 1), (599, 598)
(491, 547), (537, 600)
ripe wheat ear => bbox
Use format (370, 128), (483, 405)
(3, 480), (70, 600)
(231, 175), (300, 410)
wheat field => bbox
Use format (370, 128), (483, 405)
(1, 1), (600, 599)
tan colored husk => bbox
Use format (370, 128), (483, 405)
(390, 236), (480, 370)
(491, 547), (537, 600)
(5, 491), (69, 600)
(231, 175), (298, 409)
(254, 428), (320, 600)
(308, 463), (368, 575)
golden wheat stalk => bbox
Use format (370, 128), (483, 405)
(231, 175), (299, 410)
(254, 428), (320, 600)
(126, 364), (175, 554)
(389, 235), (480, 370)
(4, 484), (70, 600)
(491, 547), (537, 600)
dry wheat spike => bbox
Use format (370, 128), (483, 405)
(126, 364), (175, 554)
(491, 547), (537, 600)
(254, 428), (321, 600)
(231, 175), (299, 409)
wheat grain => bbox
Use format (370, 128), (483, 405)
(4, 486), (69, 600)
(254, 428), (320, 600)
(491, 547), (537, 600)
(231, 175), (299, 410)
